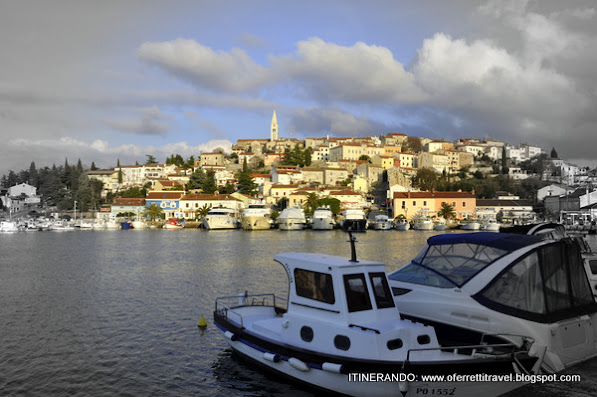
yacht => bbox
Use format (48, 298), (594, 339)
(202, 207), (240, 230)
(388, 232), (597, 374)
(0, 221), (19, 233)
(241, 204), (273, 230)
(311, 206), (335, 230)
(460, 220), (481, 230)
(433, 218), (446, 231)
(277, 207), (306, 231)
(412, 214), (433, 231)
(105, 220), (121, 230)
(395, 218), (410, 231)
(214, 235), (543, 397)
(131, 220), (148, 229)
(481, 218), (501, 231)
(340, 209), (367, 232)
(371, 214), (393, 230)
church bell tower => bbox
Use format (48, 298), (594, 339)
(270, 110), (278, 142)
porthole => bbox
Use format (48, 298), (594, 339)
(386, 338), (403, 350)
(417, 335), (430, 345)
(334, 335), (351, 351)
(300, 326), (314, 342)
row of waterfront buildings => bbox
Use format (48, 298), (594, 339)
(3, 111), (597, 224)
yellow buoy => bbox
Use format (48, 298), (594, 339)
(198, 314), (208, 328)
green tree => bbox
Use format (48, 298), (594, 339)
(317, 197), (341, 215)
(195, 204), (211, 219)
(146, 154), (158, 164)
(304, 193), (319, 215)
(550, 147), (558, 159)
(358, 154), (371, 162)
(439, 203), (456, 220)
(90, 162), (98, 171)
(304, 148), (312, 166)
(413, 168), (439, 191)
(187, 168), (207, 191)
(237, 159), (258, 196)
(29, 162), (38, 187)
(143, 203), (164, 221)
(202, 170), (217, 194)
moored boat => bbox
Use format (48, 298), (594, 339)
(371, 214), (393, 230)
(163, 218), (185, 229)
(388, 232), (597, 374)
(214, 235), (543, 396)
(395, 218), (410, 231)
(311, 206), (335, 230)
(241, 204), (273, 230)
(0, 221), (19, 233)
(202, 207), (240, 230)
(340, 208), (367, 232)
(277, 207), (306, 231)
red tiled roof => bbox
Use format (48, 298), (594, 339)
(146, 191), (185, 200)
(180, 194), (241, 201)
(393, 191), (475, 199)
(112, 198), (146, 206)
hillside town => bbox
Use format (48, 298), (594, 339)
(2, 111), (597, 230)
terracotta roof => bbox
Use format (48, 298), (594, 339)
(393, 191), (475, 199)
(112, 198), (146, 206)
(146, 191), (185, 200)
(476, 199), (532, 207)
(250, 173), (272, 178)
(270, 184), (299, 189)
(180, 194), (241, 201)
(330, 190), (361, 196)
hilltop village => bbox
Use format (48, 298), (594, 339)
(2, 111), (597, 227)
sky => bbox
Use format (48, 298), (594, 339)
(1, 0), (597, 174)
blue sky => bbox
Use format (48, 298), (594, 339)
(2, 0), (597, 173)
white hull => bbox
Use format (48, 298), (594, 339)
(396, 222), (410, 231)
(105, 221), (120, 230)
(482, 222), (501, 231)
(163, 223), (183, 229)
(241, 216), (272, 230)
(202, 216), (239, 230)
(414, 221), (433, 230)
(278, 221), (305, 230)
(0, 222), (19, 232)
(372, 221), (393, 230)
(312, 217), (335, 230)
(131, 221), (147, 229)
(433, 223), (446, 231)
(220, 327), (527, 397)
(461, 222), (480, 230)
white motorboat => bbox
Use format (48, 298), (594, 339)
(214, 235), (542, 397)
(202, 207), (240, 230)
(105, 220), (121, 230)
(412, 215), (433, 231)
(395, 218), (410, 231)
(481, 218), (501, 231)
(388, 232), (597, 374)
(277, 207), (306, 231)
(433, 219), (446, 231)
(49, 220), (75, 231)
(460, 220), (480, 230)
(0, 221), (19, 233)
(163, 218), (184, 229)
(74, 220), (93, 229)
(340, 209), (367, 232)
(371, 214), (393, 230)
(241, 204), (273, 230)
(91, 219), (107, 230)
(311, 206), (335, 230)
(131, 220), (148, 229)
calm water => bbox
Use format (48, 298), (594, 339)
(1, 229), (596, 396)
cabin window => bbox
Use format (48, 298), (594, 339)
(368, 272), (395, 309)
(300, 326), (314, 342)
(294, 269), (335, 304)
(477, 241), (597, 323)
(334, 335), (351, 351)
(344, 274), (372, 312)
(387, 338), (403, 350)
(589, 260), (597, 275)
(417, 335), (431, 345)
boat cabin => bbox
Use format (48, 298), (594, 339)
(390, 232), (597, 324)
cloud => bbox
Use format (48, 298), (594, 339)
(137, 38), (270, 93)
(288, 108), (390, 137)
(3, 136), (234, 172)
(236, 32), (269, 49)
(105, 106), (171, 135)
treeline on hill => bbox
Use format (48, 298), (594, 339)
(0, 160), (104, 212)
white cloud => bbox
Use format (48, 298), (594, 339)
(137, 38), (270, 93)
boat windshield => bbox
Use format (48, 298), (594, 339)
(390, 243), (509, 288)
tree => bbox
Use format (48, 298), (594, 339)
(237, 159), (258, 196)
(404, 137), (422, 153)
(187, 168), (207, 191)
(145, 154), (158, 164)
(317, 197), (341, 215)
(412, 168), (439, 191)
(501, 146), (508, 174)
(304, 193), (319, 215)
(439, 203), (456, 220)
(90, 162), (98, 171)
(29, 162), (38, 187)
(202, 170), (217, 194)
(195, 204), (211, 219)
(143, 203), (164, 221)
(550, 147), (558, 159)
(117, 159), (123, 184)
(358, 154), (371, 162)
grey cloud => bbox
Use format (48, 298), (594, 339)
(105, 106), (171, 135)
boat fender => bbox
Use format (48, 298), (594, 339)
(263, 352), (280, 363)
(399, 379), (409, 396)
(322, 362), (345, 374)
(224, 331), (237, 341)
(288, 357), (309, 372)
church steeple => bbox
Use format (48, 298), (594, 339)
(270, 110), (278, 142)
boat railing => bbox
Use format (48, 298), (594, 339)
(405, 342), (522, 363)
(215, 293), (287, 328)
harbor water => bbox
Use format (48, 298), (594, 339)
(1, 229), (596, 396)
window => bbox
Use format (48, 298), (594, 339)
(294, 269), (335, 304)
(402, 201), (405, 208)
(387, 339), (403, 350)
(344, 274), (372, 312)
(463, 202), (466, 207)
(368, 272), (395, 309)
(334, 335), (351, 351)
(300, 326), (314, 342)
(413, 201), (416, 206)
(423, 201), (427, 206)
